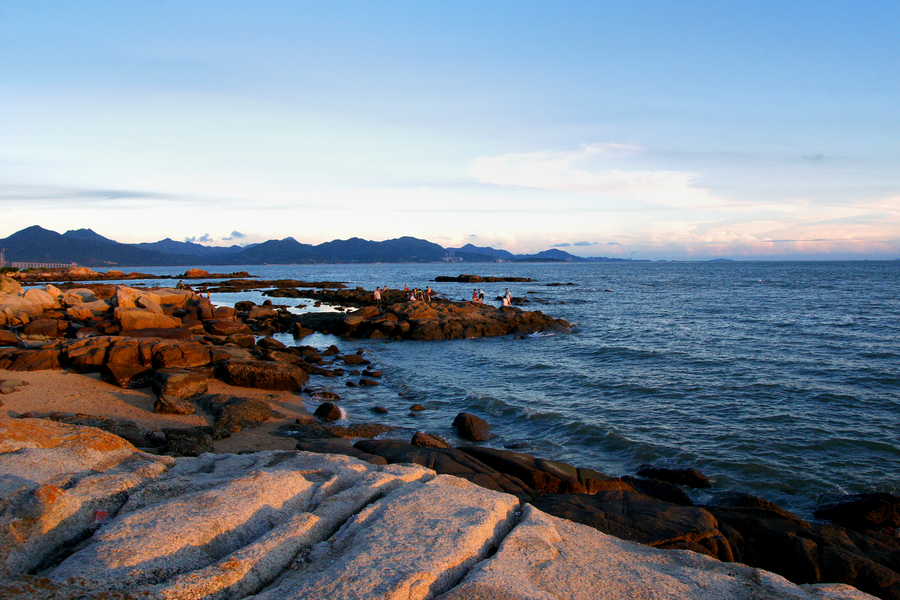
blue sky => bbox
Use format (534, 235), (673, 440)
(1, 1), (898, 259)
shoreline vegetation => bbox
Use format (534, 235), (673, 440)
(1, 268), (898, 599)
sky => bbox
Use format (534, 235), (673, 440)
(1, 1), (898, 260)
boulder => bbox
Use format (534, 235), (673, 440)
(65, 340), (110, 372)
(21, 318), (68, 340)
(153, 368), (210, 399)
(314, 401), (343, 422)
(213, 306), (237, 320)
(216, 359), (309, 391)
(6, 348), (61, 371)
(153, 394), (196, 415)
(248, 306), (278, 319)
(198, 394), (280, 432)
(162, 426), (219, 456)
(150, 340), (212, 369)
(453, 412), (491, 441)
(100, 363), (154, 389)
(815, 493), (900, 531)
(0, 276), (23, 295)
(0, 329), (19, 346)
(411, 432), (451, 449)
(23, 288), (61, 310)
(113, 307), (181, 331)
(708, 501), (900, 597)
(636, 465), (713, 488)
(204, 318), (253, 336)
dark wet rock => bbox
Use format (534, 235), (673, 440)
(452, 412), (491, 441)
(322, 344), (340, 356)
(197, 394), (281, 433)
(314, 402), (342, 422)
(532, 491), (734, 562)
(359, 378), (379, 386)
(815, 493), (900, 531)
(272, 421), (340, 442)
(636, 465), (713, 488)
(371, 406), (388, 414)
(341, 354), (370, 366)
(362, 369), (382, 377)
(153, 368), (210, 399)
(411, 432), (451, 449)
(162, 426), (220, 456)
(460, 446), (634, 495)
(100, 363), (154, 389)
(345, 381), (358, 387)
(216, 359), (308, 391)
(707, 501), (900, 599)
(354, 439), (534, 500)
(410, 404), (426, 411)
(309, 390), (341, 401)
(153, 394), (196, 415)
(621, 476), (694, 506)
(433, 274), (535, 283)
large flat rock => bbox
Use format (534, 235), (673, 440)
(0, 420), (878, 600)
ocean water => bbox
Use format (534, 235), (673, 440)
(95, 261), (899, 517)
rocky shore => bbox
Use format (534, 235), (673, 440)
(1, 275), (898, 599)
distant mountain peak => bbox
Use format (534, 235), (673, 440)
(63, 228), (117, 244)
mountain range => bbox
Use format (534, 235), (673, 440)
(0, 226), (632, 267)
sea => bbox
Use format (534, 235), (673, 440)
(85, 260), (899, 518)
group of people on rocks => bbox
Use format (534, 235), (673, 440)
(373, 285), (513, 309)
(473, 287), (512, 306)
(373, 285), (433, 309)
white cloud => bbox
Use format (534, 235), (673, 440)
(467, 143), (722, 209)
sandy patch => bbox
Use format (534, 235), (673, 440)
(0, 368), (311, 453)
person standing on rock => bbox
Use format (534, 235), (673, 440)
(425, 286), (432, 302)
(479, 289), (485, 303)
(472, 289), (479, 303)
(374, 287), (382, 309)
(504, 288), (512, 305)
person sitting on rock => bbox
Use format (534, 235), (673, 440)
(472, 289), (479, 303)
(176, 280), (184, 289)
